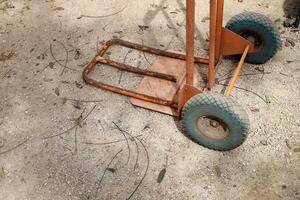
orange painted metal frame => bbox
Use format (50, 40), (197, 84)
(83, 0), (254, 117)
(83, 39), (209, 111)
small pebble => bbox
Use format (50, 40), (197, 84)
(260, 140), (268, 146)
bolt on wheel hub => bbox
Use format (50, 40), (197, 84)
(196, 117), (230, 140)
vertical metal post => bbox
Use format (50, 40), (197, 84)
(186, 0), (195, 85)
(208, 0), (217, 89)
(215, 0), (224, 60)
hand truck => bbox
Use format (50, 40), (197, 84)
(83, 0), (281, 151)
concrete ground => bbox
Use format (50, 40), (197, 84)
(0, 0), (299, 199)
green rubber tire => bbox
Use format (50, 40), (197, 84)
(226, 12), (281, 64)
(181, 92), (250, 151)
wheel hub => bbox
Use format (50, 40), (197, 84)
(241, 32), (263, 52)
(196, 117), (230, 140)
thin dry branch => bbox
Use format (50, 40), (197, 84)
(74, 127), (78, 154)
(43, 125), (77, 139)
(1, 68), (12, 79)
(38, 59), (64, 74)
(217, 83), (269, 104)
(64, 98), (103, 104)
(118, 50), (131, 84)
(113, 122), (131, 165)
(113, 123), (140, 171)
(78, 4), (128, 19)
(96, 149), (123, 189)
(0, 138), (29, 156)
(82, 134), (143, 146)
(43, 105), (96, 139)
(217, 72), (272, 83)
(126, 138), (149, 200)
(141, 40), (152, 66)
(50, 41), (78, 74)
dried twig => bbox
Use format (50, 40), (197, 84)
(43, 125), (77, 139)
(118, 50), (131, 84)
(96, 149), (123, 189)
(126, 138), (149, 200)
(80, 105), (97, 122)
(141, 40), (152, 66)
(96, 36), (99, 52)
(113, 122), (131, 165)
(74, 127), (78, 154)
(50, 41), (76, 75)
(1, 68), (12, 79)
(0, 138), (29, 156)
(89, 123), (149, 199)
(64, 98), (103, 104)
(130, 136), (140, 171)
(38, 59), (64, 74)
(113, 122), (140, 170)
(217, 83), (269, 104)
(217, 67), (237, 80)
(82, 134), (143, 146)
(217, 72), (272, 83)
(78, 4), (128, 19)
(43, 105), (96, 139)
(143, 51), (152, 66)
(57, 40), (68, 75)
(164, 18), (186, 50)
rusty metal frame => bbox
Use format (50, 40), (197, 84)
(83, 0), (255, 116)
(83, 38), (208, 110)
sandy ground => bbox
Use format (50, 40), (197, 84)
(0, 0), (299, 199)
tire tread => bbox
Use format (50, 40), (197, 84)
(182, 92), (250, 151)
(226, 12), (281, 64)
